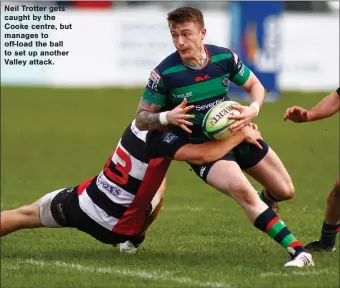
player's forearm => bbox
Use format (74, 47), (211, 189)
(248, 82), (265, 108)
(135, 111), (163, 131)
(135, 98), (164, 131)
(308, 91), (340, 121)
(198, 133), (244, 164)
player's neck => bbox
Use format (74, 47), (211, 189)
(183, 46), (207, 68)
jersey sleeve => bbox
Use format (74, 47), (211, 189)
(336, 87), (340, 96)
(228, 51), (251, 87)
(147, 131), (189, 159)
(141, 69), (167, 106)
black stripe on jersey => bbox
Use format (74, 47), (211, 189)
(103, 163), (141, 195)
(120, 125), (148, 163)
(87, 178), (127, 219)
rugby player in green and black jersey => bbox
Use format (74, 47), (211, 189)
(135, 6), (314, 267)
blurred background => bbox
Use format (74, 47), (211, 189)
(1, 1), (339, 93)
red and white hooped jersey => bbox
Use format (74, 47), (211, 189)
(76, 120), (183, 236)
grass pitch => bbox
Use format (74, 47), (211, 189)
(1, 87), (339, 288)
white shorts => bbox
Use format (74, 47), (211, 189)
(39, 189), (65, 228)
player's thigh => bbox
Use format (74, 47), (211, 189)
(206, 160), (258, 205)
(39, 187), (76, 228)
(39, 189), (64, 227)
(243, 146), (294, 197)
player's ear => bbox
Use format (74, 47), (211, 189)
(201, 28), (206, 40)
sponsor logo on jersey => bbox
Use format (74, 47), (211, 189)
(162, 132), (178, 144)
(147, 79), (158, 92)
(195, 74), (210, 82)
(150, 70), (161, 84)
(195, 96), (226, 112)
(97, 174), (122, 196)
(238, 64), (245, 76)
(222, 77), (230, 87)
(200, 166), (206, 177)
(147, 70), (161, 92)
(172, 91), (193, 99)
(56, 203), (67, 223)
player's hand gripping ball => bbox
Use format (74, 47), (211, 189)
(202, 101), (241, 140)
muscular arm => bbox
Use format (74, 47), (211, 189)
(135, 98), (163, 131)
(241, 72), (265, 108)
(174, 133), (245, 165)
(308, 90), (340, 121)
(229, 51), (265, 114)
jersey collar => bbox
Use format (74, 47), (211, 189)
(178, 45), (211, 71)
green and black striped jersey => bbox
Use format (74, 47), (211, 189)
(142, 44), (251, 143)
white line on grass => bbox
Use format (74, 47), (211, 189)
(17, 258), (232, 288)
(260, 269), (333, 277)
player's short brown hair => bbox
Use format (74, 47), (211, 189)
(167, 6), (205, 28)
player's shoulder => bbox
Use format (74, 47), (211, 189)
(154, 51), (183, 76)
(206, 44), (234, 58)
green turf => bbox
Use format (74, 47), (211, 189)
(1, 86), (339, 288)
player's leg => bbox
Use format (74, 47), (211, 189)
(119, 178), (166, 254)
(306, 178), (340, 251)
(0, 200), (43, 237)
(140, 177), (166, 233)
(204, 160), (313, 267)
(241, 145), (294, 211)
(0, 189), (65, 237)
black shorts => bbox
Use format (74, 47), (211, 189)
(50, 187), (145, 247)
(190, 140), (269, 182)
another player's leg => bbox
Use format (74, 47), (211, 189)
(306, 178), (340, 252)
(243, 146), (295, 213)
(119, 178), (166, 254)
(206, 160), (313, 268)
(0, 200), (43, 237)
(0, 189), (64, 237)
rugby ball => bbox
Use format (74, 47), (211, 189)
(202, 101), (241, 140)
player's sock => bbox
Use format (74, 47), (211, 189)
(258, 189), (280, 205)
(254, 207), (304, 258)
(319, 221), (340, 247)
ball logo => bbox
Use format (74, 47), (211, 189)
(210, 105), (235, 126)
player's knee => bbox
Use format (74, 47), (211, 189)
(278, 181), (295, 200)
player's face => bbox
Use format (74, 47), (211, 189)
(169, 21), (206, 60)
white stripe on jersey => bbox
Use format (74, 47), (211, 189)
(130, 120), (147, 142)
(96, 172), (135, 206)
(78, 189), (119, 231)
(112, 143), (148, 181)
